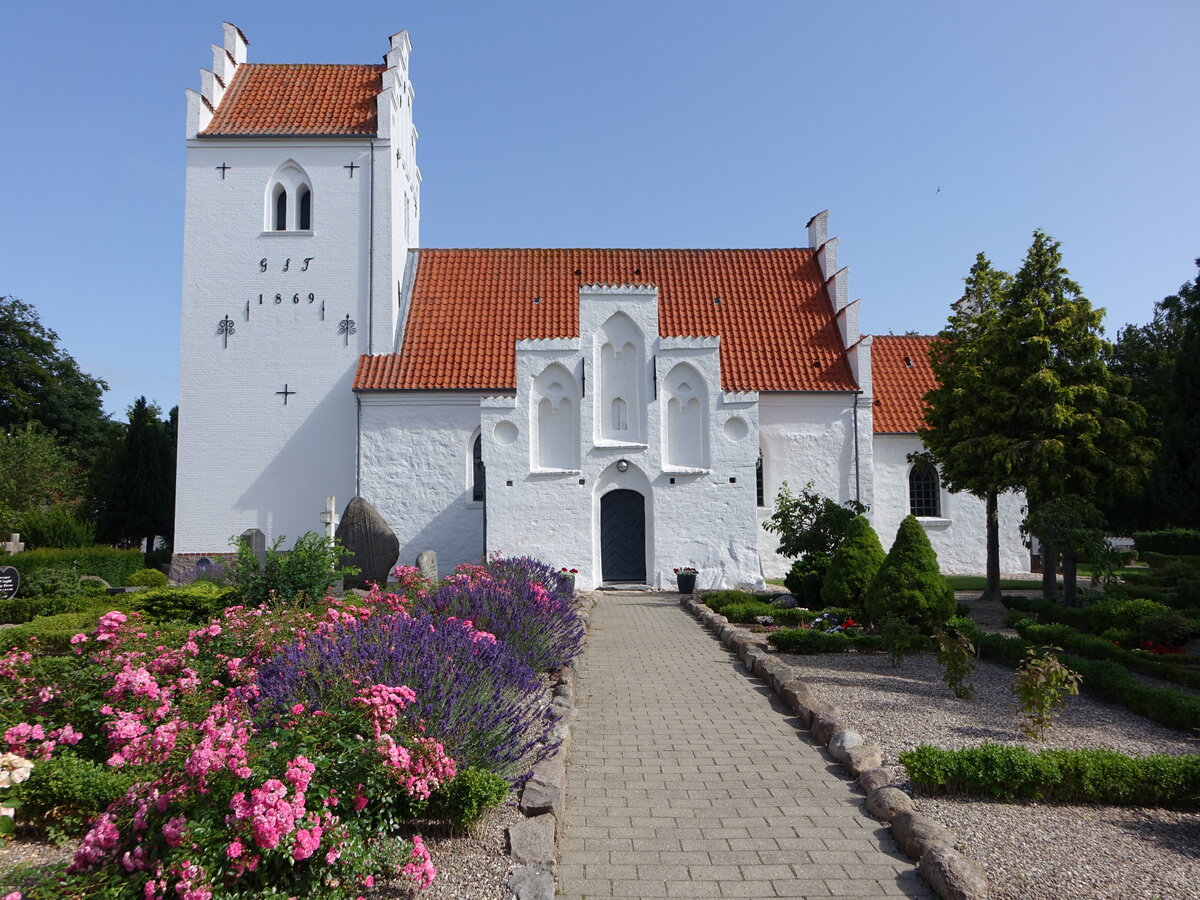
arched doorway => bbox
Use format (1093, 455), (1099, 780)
(600, 489), (646, 582)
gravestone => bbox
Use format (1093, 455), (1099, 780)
(0, 566), (19, 600)
(240, 529), (267, 566)
(335, 497), (399, 590)
(416, 550), (438, 581)
(2, 533), (24, 555)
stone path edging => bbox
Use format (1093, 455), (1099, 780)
(505, 592), (598, 900)
(680, 595), (990, 900)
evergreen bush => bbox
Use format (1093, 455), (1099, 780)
(864, 515), (954, 632)
(125, 567), (168, 588)
(14, 503), (96, 550)
(783, 554), (831, 604)
(821, 515), (885, 614)
(133, 583), (235, 624)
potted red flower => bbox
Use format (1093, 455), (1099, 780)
(673, 566), (698, 594)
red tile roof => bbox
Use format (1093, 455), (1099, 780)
(355, 248), (858, 392)
(201, 64), (383, 136)
(871, 335), (938, 433)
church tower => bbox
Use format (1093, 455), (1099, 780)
(174, 24), (420, 567)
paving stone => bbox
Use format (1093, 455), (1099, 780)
(557, 591), (931, 899)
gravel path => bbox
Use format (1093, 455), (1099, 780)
(777, 647), (1200, 900)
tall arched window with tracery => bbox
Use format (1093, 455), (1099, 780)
(265, 161), (313, 232)
(909, 461), (941, 517)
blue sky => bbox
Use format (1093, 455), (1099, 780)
(2, 1), (1197, 418)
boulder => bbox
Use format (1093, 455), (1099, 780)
(770, 594), (800, 608)
(507, 866), (555, 900)
(918, 844), (990, 900)
(845, 744), (884, 776)
(508, 814), (556, 869)
(779, 680), (814, 715)
(335, 497), (399, 590)
(810, 709), (849, 745)
(827, 730), (864, 766)
(858, 767), (894, 794)
(416, 549), (438, 581)
(865, 787), (913, 822)
(520, 758), (565, 819)
(891, 810), (958, 861)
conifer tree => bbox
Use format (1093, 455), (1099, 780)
(864, 515), (954, 632)
(820, 515), (885, 614)
(1151, 310), (1200, 525)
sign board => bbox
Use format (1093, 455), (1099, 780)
(0, 566), (19, 601)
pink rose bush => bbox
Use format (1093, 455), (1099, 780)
(0, 556), (581, 899)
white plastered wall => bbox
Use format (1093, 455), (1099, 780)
(358, 393), (487, 572)
(757, 392), (873, 580)
(872, 434), (1030, 574)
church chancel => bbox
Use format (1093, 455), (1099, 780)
(173, 24), (1029, 589)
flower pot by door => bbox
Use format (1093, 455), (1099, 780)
(676, 572), (696, 594)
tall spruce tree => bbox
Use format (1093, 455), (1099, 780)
(1151, 308), (1200, 525)
(98, 398), (177, 551)
(986, 231), (1151, 599)
(920, 254), (1017, 602)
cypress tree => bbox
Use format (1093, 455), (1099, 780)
(821, 515), (885, 614)
(865, 515), (954, 632)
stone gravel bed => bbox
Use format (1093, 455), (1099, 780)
(777, 648), (1200, 900)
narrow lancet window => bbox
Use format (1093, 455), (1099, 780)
(274, 188), (288, 231)
(298, 187), (312, 230)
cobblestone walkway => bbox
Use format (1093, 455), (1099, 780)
(556, 591), (930, 899)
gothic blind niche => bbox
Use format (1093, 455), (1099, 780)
(531, 363), (580, 470)
(265, 160), (313, 232)
(597, 313), (645, 443)
(663, 362), (709, 469)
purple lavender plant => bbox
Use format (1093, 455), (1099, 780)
(256, 613), (557, 780)
(415, 557), (584, 671)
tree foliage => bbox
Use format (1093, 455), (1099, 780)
(0, 425), (84, 535)
(0, 296), (110, 465)
(96, 398), (177, 550)
(1151, 306), (1200, 526)
(820, 515), (885, 614)
(763, 481), (866, 559)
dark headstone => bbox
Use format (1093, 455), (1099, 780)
(0, 566), (19, 601)
(416, 549), (438, 581)
(335, 497), (399, 590)
(770, 593), (800, 608)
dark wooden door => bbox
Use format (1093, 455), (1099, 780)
(601, 489), (646, 582)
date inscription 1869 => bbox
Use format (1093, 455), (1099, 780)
(260, 257), (315, 273)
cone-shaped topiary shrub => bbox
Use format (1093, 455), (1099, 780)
(865, 515), (955, 632)
(821, 515), (885, 614)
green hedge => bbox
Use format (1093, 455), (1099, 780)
(6, 547), (145, 588)
(0, 602), (143, 654)
(901, 742), (1200, 806)
(1142, 551), (1200, 571)
(1133, 529), (1200, 557)
(1011, 621), (1200, 692)
(977, 631), (1200, 733)
(133, 583), (236, 624)
(767, 628), (890, 654)
(0, 594), (102, 625)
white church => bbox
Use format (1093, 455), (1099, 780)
(173, 24), (1029, 590)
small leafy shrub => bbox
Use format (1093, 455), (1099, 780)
(902, 742), (1200, 806)
(719, 600), (777, 622)
(821, 515), (885, 614)
(14, 753), (138, 841)
(1, 609), (124, 654)
(1012, 646), (1082, 738)
(864, 515), (954, 632)
(784, 554), (832, 605)
(229, 531), (356, 604)
(17, 567), (81, 599)
(125, 567), (168, 588)
(934, 624), (976, 699)
(701, 590), (762, 614)
(1137, 607), (1197, 647)
(133, 583), (235, 624)
(1133, 528), (1200, 557)
(6, 547), (144, 588)
(427, 765), (510, 830)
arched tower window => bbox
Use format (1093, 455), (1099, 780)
(663, 363), (708, 469)
(265, 161), (312, 232)
(909, 461), (941, 517)
(597, 313), (645, 443)
(472, 434), (485, 502)
(298, 187), (312, 230)
(273, 186), (287, 231)
(531, 364), (580, 470)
